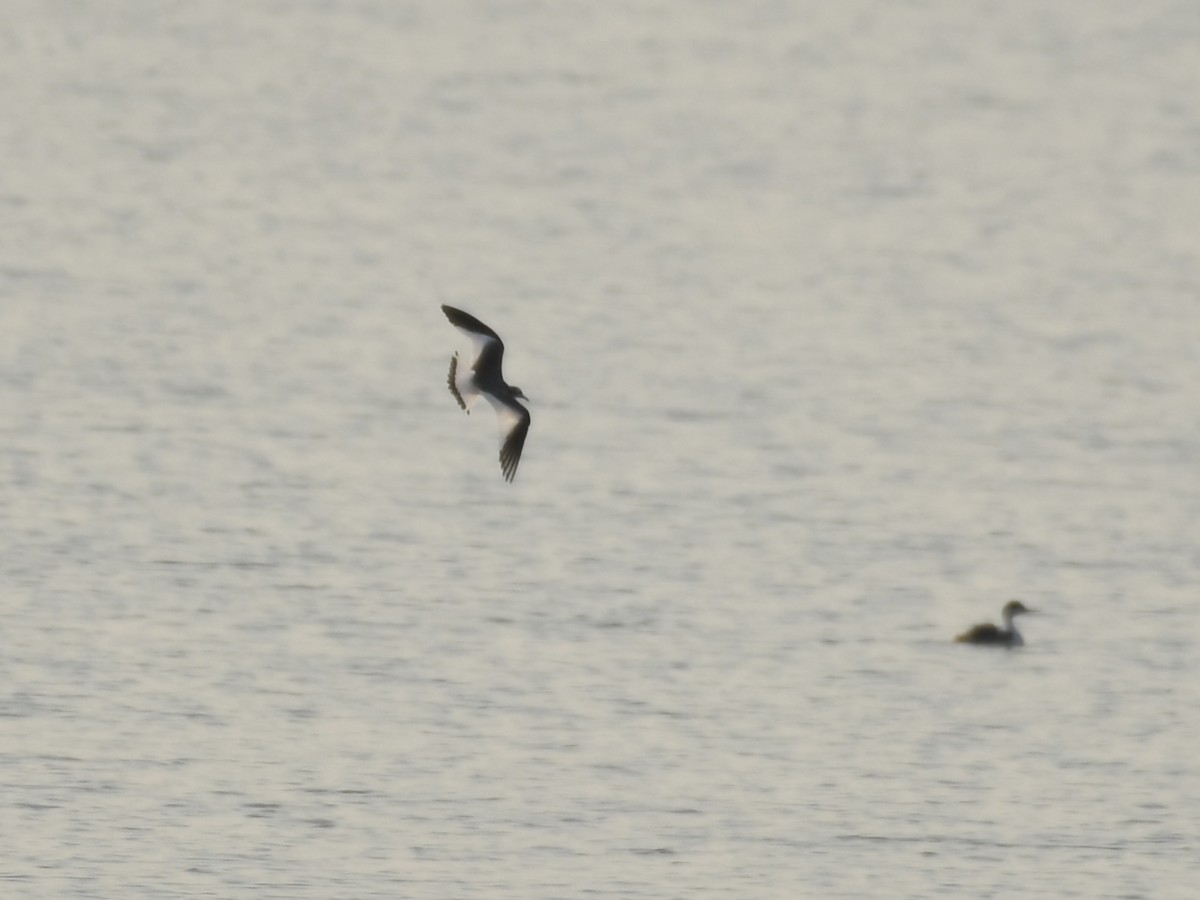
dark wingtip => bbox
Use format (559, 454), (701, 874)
(441, 305), (501, 341)
(499, 442), (521, 482)
(500, 450), (518, 482)
(441, 304), (468, 326)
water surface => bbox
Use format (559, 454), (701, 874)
(3, 2), (1198, 897)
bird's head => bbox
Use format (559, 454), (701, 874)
(1003, 599), (1032, 620)
(511, 386), (529, 402)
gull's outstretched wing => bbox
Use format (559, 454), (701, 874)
(441, 305), (506, 378)
(495, 401), (531, 483)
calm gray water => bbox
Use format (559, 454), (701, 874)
(3, 2), (1198, 897)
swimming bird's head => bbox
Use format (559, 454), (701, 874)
(511, 386), (529, 402)
(1002, 599), (1032, 620)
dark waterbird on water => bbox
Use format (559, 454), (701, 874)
(955, 600), (1034, 647)
(441, 305), (531, 482)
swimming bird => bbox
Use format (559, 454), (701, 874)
(955, 600), (1034, 647)
(441, 304), (531, 482)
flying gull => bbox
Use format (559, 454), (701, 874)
(441, 304), (531, 482)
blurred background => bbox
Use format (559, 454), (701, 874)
(2, 2), (1198, 897)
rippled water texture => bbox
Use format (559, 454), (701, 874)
(3, 2), (1198, 897)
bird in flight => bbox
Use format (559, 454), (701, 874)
(441, 305), (531, 482)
